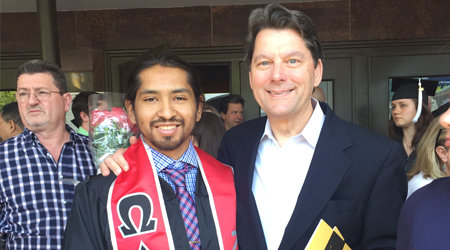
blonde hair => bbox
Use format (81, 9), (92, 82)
(408, 116), (447, 181)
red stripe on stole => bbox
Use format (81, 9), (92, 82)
(109, 140), (237, 249)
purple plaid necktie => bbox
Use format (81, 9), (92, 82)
(164, 163), (201, 250)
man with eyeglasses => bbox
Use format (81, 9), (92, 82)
(0, 59), (97, 250)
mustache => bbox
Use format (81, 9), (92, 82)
(27, 105), (44, 113)
(150, 117), (185, 127)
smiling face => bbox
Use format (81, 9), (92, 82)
(16, 73), (71, 133)
(127, 65), (202, 159)
(391, 99), (417, 129)
(249, 28), (323, 121)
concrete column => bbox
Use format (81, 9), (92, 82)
(36, 0), (61, 66)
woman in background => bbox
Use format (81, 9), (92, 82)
(407, 117), (449, 198)
(389, 79), (437, 173)
(191, 112), (226, 159)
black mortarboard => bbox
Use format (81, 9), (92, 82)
(391, 77), (439, 105)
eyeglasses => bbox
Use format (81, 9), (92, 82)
(435, 126), (443, 149)
(16, 89), (62, 102)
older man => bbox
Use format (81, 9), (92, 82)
(0, 60), (96, 250)
(217, 4), (407, 249)
(101, 4), (407, 250)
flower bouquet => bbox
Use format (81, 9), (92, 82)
(89, 93), (137, 167)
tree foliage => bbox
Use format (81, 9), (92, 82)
(0, 91), (17, 112)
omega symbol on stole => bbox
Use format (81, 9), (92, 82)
(117, 193), (158, 237)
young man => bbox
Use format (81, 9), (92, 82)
(219, 94), (244, 130)
(0, 102), (24, 141)
(102, 4), (407, 250)
(63, 53), (236, 250)
(71, 91), (97, 136)
(0, 60), (96, 250)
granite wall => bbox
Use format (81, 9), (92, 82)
(1, 0), (450, 85)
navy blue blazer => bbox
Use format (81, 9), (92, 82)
(397, 177), (450, 250)
(218, 102), (408, 250)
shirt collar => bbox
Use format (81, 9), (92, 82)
(77, 127), (89, 136)
(23, 124), (78, 147)
(141, 136), (198, 173)
(260, 98), (325, 148)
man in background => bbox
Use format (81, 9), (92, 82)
(0, 102), (24, 141)
(220, 94), (245, 130)
(0, 59), (96, 250)
(71, 91), (97, 136)
(312, 86), (325, 102)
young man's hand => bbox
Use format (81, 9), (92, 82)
(99, 136), (139, 176)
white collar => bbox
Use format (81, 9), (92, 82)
(260, 98), (325, 148)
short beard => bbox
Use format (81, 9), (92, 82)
(146, 117), (187, 152)
(25, 118), (48, 130)
(151, 135), (185, 152)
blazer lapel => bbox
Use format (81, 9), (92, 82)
(279, 104), (353, 249)
(235, 117), (268, 250)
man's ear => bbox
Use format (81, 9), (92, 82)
(221, 112), (226, 120)
(195, 96), (204, 122)
(248, 71), (254, 90)
(63, 93), (72, 113)
(8, 120), (16, 134)
(436, 146), (448, 163)
(314, 59), (323, 87)
(125, 100), (137, 124)
(80, 111), (89, 123)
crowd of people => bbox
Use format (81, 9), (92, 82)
(0, 3), (449, 250)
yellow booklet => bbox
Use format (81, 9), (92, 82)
(304, 219), (351, 250)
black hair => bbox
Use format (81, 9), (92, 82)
(1, 102), (24, 130)
(17, 59), (68, 93)
(71, 91), (97, 127)
(244, 3), (323, 69)
(220, 94), (245, 114)
(126, 52), (203, 109)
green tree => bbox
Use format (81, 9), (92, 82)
(0, 91), (17, 112)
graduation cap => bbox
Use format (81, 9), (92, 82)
(391, 77), (439, 123)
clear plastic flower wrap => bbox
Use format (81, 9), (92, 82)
(88, 93), (137, 168)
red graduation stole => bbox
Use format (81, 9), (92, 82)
(107, 140), (237, 250)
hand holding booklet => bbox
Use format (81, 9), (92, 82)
(304, 219), (351, 250)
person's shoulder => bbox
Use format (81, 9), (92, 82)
(418, 177), (450, 197)
(77, 173), (117, 203)
(406, 177), (450, 208)
(71, 127), (90, 145)
(408, 172), (433, 196)
(324, 106), (396, 147)
(196, 147), (232, 169)
(0, 133), (25, 157)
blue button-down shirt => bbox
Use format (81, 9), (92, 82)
(142, 140), (199, 200)
(0, 125), (96, 250)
